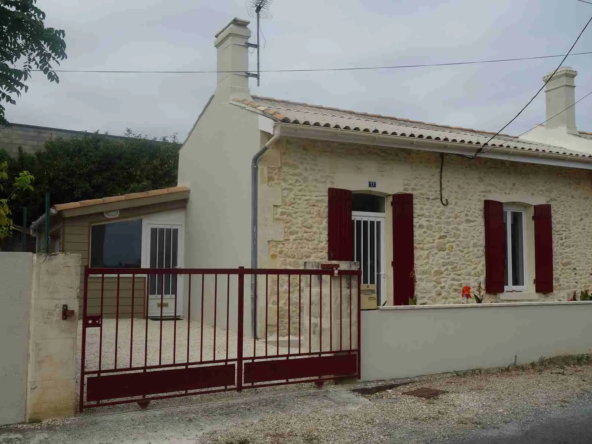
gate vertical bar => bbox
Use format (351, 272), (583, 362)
(298, 275), (302, 354)
(114, 274), (120, 369)
(79, 266), (89, 412)
(213, 275), (218, 361)
(173, 274), (178, 364)
(159, 272), (164, 365)
(227, 275), (231, 362)
(357, 269), (362, 379)
(130, 274), (135, 368)
(252, 275), (256, 360)
(308, 275), (312, 353)
(98, 274), (105, 376)
(329, 276), (332, 352)
(186, 275), (192, 367)
(319, 275), (322, 354)
(237, 267), (245, 392)
(276, 274), (279, 356)
(287, 275), (291, 357)
(339, 275), (343, 351)
(200, 275), (205, 362)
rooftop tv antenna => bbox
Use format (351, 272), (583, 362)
(246, 0), (272, 86)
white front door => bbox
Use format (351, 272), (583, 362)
(353, 212), (387, 306)
(143, 224), (183, 318)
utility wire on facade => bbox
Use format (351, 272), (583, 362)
(30, 50), (592, 75)
(474, 16), (592, 157)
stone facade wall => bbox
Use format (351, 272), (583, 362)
(260, 137), (592, 306)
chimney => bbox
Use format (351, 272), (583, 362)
(214, 18), (252, 100)
(543, 66), (578, 134)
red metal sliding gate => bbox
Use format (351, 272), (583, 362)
(79, 267), (361, 411)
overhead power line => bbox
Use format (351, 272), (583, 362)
(517, 88), (592, 137)
(475, 16), (592, 157)
(29, 50), (592, 75)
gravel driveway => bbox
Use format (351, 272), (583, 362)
(6, 357), (592, 443)
(205, 359), (592, 443)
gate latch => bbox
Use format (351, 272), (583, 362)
(321, 263), (340, 276)
(62, 304), (75, 320)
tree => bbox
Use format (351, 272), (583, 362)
(0, 159), (33, 245)
(33, 130), (180, 206)
(1, 0), (67, 125)
(0, 130), (181, 227)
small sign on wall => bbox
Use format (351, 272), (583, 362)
(368, 181), (377, 188)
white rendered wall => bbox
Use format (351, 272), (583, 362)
(361, 303), (592, 382)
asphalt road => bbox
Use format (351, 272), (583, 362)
(448, 396), (592, 444)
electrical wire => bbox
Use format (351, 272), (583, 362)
(517, 88), (592, 137)
(439, 153), (449, 207)
(474, 16), (592, 157)
(28, 50), (592, 75)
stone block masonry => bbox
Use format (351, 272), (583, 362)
(261, 137), (592, 306)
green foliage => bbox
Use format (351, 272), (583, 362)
(1, 0), (67, 125)
(580, 289), (592, 301)
(0, 159), (34, 245)
(0, 130), (181, 224)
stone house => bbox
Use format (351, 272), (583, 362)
(179, 18), (592, 318)
(34, 18), (592, 333)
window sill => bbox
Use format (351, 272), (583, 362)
(499, 292), (539, 301)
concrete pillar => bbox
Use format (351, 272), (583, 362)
(26, 254), (80, 422)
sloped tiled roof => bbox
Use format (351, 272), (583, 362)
(54, 186), (189, 212)
(232, 96), (592, 159)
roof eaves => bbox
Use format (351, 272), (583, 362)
(275, 122), (592, 167)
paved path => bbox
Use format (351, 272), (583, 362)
(446, 395), (592, 444)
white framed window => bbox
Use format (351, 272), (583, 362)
(504, 205), (527, 292)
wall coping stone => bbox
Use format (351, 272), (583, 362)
(377, 301), (592, 311)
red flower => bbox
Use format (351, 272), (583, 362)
(462, 286), (472, 298)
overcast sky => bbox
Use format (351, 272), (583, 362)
(6, 0), (592, 140)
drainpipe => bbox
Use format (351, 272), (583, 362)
(251, 125), (281, 337)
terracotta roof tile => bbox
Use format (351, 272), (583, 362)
(230, 96), (592, 159)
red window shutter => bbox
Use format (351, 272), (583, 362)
(392, 193), (414, 306)
(484, 200), (505, 294)
(534, 204), (553, 293)
(327, 188), (353, 261)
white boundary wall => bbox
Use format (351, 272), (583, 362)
(361, 302), (592, 382)
(0, 253), (34, 426)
